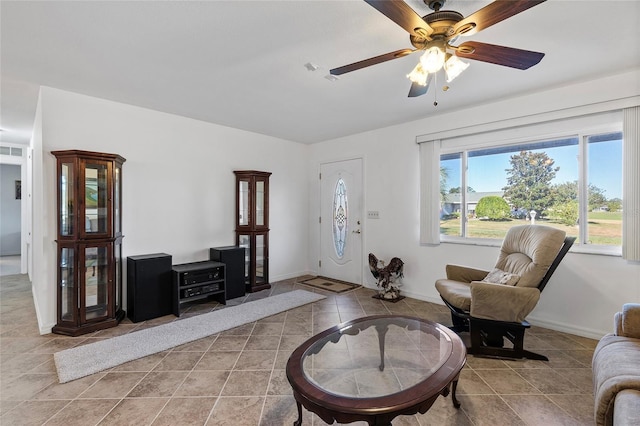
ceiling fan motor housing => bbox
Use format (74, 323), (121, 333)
(410, 10), (463, 49)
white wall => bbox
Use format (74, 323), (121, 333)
(308, 69), (640, 339)
(34, 87), (310, 333)
(31, 92), (46, 329)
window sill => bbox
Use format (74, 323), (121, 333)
(439, 236), (622, 257)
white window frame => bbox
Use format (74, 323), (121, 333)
(440, 130), (622, 255)
(419, 110), (633, 257)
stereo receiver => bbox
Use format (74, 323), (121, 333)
(182, 267), (223, 286)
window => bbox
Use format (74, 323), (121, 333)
(0, 145), (23, 156)
(439, 132), (623, 248)
(420, 107), (640, 259)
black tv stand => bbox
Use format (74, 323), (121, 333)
(172, 261), (226, 316)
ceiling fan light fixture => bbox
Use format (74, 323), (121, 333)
(407, 63), (429, 86)
(419, 46), (446, 73)
(444, 55), (469, 82)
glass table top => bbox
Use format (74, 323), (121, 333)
(301, 316), (454, 398)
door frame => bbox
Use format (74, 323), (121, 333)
(0, 144), (29, 275)
(317, 156), (365, 285)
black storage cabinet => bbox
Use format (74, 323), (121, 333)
(210, 246), (246, 300)
(127, 253), (173, 322)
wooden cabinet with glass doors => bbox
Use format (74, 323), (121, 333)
(234, 170), (271, 293)
(52, 150), (125, 336)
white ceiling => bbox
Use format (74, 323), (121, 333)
(1, 0), (639, 145)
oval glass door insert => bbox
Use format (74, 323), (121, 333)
(333, 178), (348, 258)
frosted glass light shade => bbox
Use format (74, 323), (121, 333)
(444, 55), (469, 82)
(420, 47), (446, 73)
(407, 63), (429, 86)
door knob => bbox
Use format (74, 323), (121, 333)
(352, 229), (361, 234)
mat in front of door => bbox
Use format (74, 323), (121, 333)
(298, 276), (361, 294)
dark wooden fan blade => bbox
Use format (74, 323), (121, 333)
(365, 0), (433, 38)
(330, 49), (415, 76)
(453, 0), (546, 37)
(455, 41), (544, 70)
(408, 74), (433, 98)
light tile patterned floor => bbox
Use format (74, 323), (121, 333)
(0, 274), (597, 425)
(0, 256), (20, 277)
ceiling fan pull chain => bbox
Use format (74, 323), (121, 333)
(433, 72), (438, 106)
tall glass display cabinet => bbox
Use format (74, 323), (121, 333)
(234, 170), (271, 293)
(52, 150), (126, 336)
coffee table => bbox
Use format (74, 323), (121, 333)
(286, 315), (466, 425)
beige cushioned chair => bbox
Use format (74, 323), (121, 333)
(435, 225), (575, 360)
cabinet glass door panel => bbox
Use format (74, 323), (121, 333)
(115, 241), (122, 312)
(114, 165), (122, 234)
(238, 234), (250, 282)
(84, 162), (109, 235)
(60, 247), (75, 322)
(60, 162), (75, 236)
(256, 180), (265, 227)
(256, 233), (265, 284)
(239, 180), (250, 226)
(83, 245), (109, 321)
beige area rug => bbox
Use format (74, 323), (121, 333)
(54, 290), (325, 383)
(298, 276), (361, 294)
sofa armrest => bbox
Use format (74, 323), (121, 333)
(592, 334), (640, 426)
(615, 303), (640, 338)
(469, 281), (540, 323)
(614, 390), (640, 426)
(446, 265), (489, 283)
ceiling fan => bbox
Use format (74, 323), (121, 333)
(330, 0), (547, 98)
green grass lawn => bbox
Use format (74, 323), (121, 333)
(440, 211), (622, 246)
(588, 211), (622, 221)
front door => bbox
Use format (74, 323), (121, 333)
(319, 159), (363, 284)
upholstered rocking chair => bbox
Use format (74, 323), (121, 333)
(435, 225), (575, 361)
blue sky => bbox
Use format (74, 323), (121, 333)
(442, 138), (622, 200)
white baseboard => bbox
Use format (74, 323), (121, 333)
(39, 322), (55, 335)
(399, 290), (444, 306)
(397, 289), (607, 340)
(31, 286), (54, 335)
(526, 316), (606, 340)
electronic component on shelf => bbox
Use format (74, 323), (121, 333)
(182, 283), (221, 298)
(181, 267), (223, 286)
